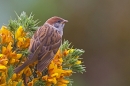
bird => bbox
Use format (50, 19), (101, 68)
(14, 16), (68, 74)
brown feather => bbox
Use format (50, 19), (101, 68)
(14, 22), (62, 73)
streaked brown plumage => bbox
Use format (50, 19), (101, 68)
(14, 16), (68, 73)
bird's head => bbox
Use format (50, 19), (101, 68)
(45, 16), (68, 31)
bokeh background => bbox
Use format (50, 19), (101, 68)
(1, 0), (130, 86)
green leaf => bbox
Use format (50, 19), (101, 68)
(8, 19), (19, 31)
(65, 77), (73, 86)
(15, 11), (40, 32)
(16, 81), (22, 86)
(60, 40), (71, 52)
(34, 80), (46, 86)
(8, 11), (40, 37)
(6, 65), (14, 82)
(61, 40), (86, 73)
(71, 64), (86, 73)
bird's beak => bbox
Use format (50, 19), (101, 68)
(62, 20), (68, 24)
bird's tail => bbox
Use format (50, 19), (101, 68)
(14, 61), (30, 74)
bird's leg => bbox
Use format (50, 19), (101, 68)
(33, 64), (38, 78)
(22, 73), (28, 86)
(42, 68), (48, 76)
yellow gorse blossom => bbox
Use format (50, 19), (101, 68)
(1, 42), (22, 65)
(0, 65), (7, 70)
(0, 26), (31, 85)
(17, 37), (30, 49)
(76, 60), (81, 64)
(0, 26), (13, 44)
(15, 26), (30, 49)
(15, 26), (26, 40)
(0, 72), (6, 84)
(42, 50), (72, 86)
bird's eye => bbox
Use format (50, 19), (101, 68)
(54, 20), (62, 28)
(57, 20), (61, 23)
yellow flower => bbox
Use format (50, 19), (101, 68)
(42, 50), (73, 86)
(0, 54), (8, 66)
(63, 49), (69, 56)
(36, 71), (42, 77)
(15, 26), (30, 49)
(0, 72), (6, 84)
(48, 77), (57, 84)
(12, 73), (17, 81)
(0, 26), (13, 44)
(0, 54), (4, 57)
(28, 81), (33, 86)
(16, 54), (22, 59)
(76, 60), (81, 64)
(8, 79), (12, 86)
(55, 50), (62, 58)
(1, 42), (22, 65)
(17, 37), (30, 49)
(23, 67), (32, 77)
(60, 79), (69, 84)
(0, 64), (7, 70)
(0, 59), (8, 65)
(23, 38), (30, 48)
(17, 37), (25, 48)
(32, 78), (39, 84)
(15, 26), (26, 40)
(9, 58), (16, 64)
(63, 70), (72, 76)
(56, 78), (69, 86)
(53, 53), (63, 66)
(51, 73), (58, 77)
(57, 82), (68, 86)
(12, 81), (18, 86)
(8, 79), (23, 86)
(53, 49), (73, 86)
(2, 42), (13, 57)
(10, 51), (22, 59)
(42, 75), (48, 81)
(0, 83), (6, 86)
(48, 61), (57, 71)
(69, 49), (74, 53)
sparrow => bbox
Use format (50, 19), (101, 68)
(14, 16), (68, 73)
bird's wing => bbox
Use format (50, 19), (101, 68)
(28, 24), (62, 72)
(28, 26), (48, 56)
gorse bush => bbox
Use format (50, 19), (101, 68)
(0, 12), (85, 86)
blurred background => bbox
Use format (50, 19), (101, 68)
(0, 0), (130, 86)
